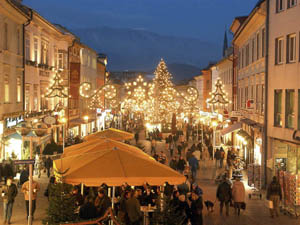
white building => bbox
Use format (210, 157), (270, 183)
(267, 0), (300, 182)
(0, 0), (29, 159)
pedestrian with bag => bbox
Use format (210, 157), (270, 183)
(216, 175), (232, 216)
(232, 177), (245, 216)
(1, 177), (18, 224)
(267, 176), (282, 218)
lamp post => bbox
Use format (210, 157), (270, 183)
(16, 121), (47, 225)
(211, 120), (218, 160)
(59, 117), (67, 153)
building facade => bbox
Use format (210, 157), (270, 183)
(267, 0), (300, 182)
(231, 0), (266, 188)
(202, 67), (212, 112)
(194, 75), (204, 111)
(0, 0), (29, 159)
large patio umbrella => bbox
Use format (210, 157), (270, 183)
(54, 139), (185, 187)
(83, 128), (134, 142)
(62, 138), (150, 159)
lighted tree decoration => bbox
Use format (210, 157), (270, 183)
(206, 78), (231, 109)
(44, 71), (70, 99)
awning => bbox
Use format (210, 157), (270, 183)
(69, 117), (96, 126)
(240, 118), (257, 126)
(220, 122), (242, 136)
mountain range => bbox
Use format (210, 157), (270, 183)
(72, 26), (221, 81)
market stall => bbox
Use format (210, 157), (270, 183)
(83, 128), (134, 142)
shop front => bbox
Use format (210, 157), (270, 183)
(271, 138), (300, 209)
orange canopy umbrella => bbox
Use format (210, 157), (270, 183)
(62, 138), (150, 159)
(83, 128), (134, 142)
(54, 139), (185, 187)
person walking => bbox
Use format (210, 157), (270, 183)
(202, 146), (209, 170)
(177, 156), (186, 174)
(267, 176), (282, 218)
(151, 138), (156, 155)
(1, 177), (18, 224)
(45, 156), (53, 178)
(22, 178), (40, 220)
(208, 144), (213, 160)
(219, 147), (225, 168)
(188, 154), (199, 182)
(169, 156), (178, 171)
(190, 191), (203, 225)
(214, 148), (221, 168)
(126, 190), (142, 225)
(134, 132), (139, 145)
(232, 177), (245, 216)
(216, 175), (232, 216)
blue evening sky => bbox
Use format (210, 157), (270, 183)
(23, 0), (258, 44)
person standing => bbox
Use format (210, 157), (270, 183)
(214, 148), (221, 168)
(208, 144), (213, 160)
(45, 156), (53, 178)
(219, 147), (225, 168)
(134, 132), (139, 145)
(190, 191), (203, 225)
(216, 176), (232, 216)
(22, 178), (40, 220)
(267, 176), (282, 218)
(1, 177), (18, 224)
(189, 154), (199, 182)
(126, 190), (142, 225)
(95, 189), (112, 218)
(202, 146), (209, 170)
(177, 156), (186, 174)
(151, 138), (156, 155)
(232, 177), (245, 216)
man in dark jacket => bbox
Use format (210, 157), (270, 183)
(1, 177), (18, 224)
(188, 155), (199, 182)
(79, 197), (98, 220)
(214, 148), (221, 168)
(190, 191), (203, 225)
(95, 189), (112, 218)
(216, 176), (232, 216)
(267, 176), (282, 218)
(169, 156), (178, 171)
(177, 156), (186, 174)
(126, 190), (142, 225)
(45, 157), (53, 178)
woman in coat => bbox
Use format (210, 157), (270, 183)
(232, 177), (245, 216)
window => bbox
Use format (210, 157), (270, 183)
(58, 52), (63, 69)
(41, 40), (49, 65)
(242, 48), (245, 68)
(285, 89), (295, 128)
(252, 39), (255, 63)
(256, 85), (260, 112)
(276, 0), (284, 12)
(17, 29), (21, 55)
(287, 34), (296, 63)
(25, 35), (30, 60)
(274, 90), (282, 127)
(54, 47), (58, 69)
(256, 33), (260, 60)
(287, 0), (297, 8)
(262, 28), (266, 57)
(245, 86), (248, 107)
(17, 77), (21, 102)
(33, 84), (38, 111)
(246, 44), (250, 66)
(4, 75), (9, 103)
(34, 38), (38, 62)
(25, 84), (30, 111)
(4, 23), (8, 50)
(262, 84), (265, 114)
(275, 37), (284, 64)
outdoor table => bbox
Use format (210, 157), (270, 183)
(140, 206), (156, 225)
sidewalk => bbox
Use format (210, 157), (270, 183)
(1, 173), (49, 225)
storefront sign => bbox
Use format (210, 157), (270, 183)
(5, 116), (24, 128)
(44, 116), (56, 125)
(292, 130), (300, 142)
(13, 159), (35, 165)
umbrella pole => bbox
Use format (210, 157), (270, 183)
(81, 183), (84, 196)
(112, 186), (115, 209)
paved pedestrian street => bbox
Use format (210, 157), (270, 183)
(2, 135), (299, 225)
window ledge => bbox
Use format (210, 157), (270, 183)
(275, 62), (284, 66)
(274, 125), (282, 128)
(276, 9), (284, 13)
(287, 61), (296, 64)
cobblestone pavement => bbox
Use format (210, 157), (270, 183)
(4, 131), (300, 225)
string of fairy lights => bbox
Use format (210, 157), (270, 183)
(123, 59), (200, 124)
(206, 77), (231, 109)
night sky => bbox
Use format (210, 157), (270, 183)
(23, 0), (258, 44)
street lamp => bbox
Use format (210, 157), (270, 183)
(58, 117), (67, 153)
(211, 120), (218, 160)
(16, 121), (47, 225)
